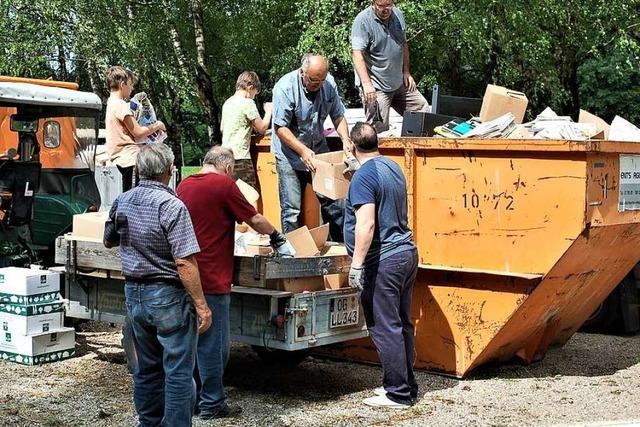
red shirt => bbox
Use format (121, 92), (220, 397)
(177, 172), (257, 294)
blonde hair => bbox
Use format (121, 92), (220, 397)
(235, 71), (262, 93)
(106, 66), (137, 90)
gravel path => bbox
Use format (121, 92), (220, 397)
(0, 322), (639, 426)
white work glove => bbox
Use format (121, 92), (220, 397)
(348, 265), (365, 291)
(269, 231), (296, 257)
(343, 155), (360, 174)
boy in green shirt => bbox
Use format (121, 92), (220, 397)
(220, 71), (272, 189)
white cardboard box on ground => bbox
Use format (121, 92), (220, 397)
(0, 267), (61, 304)
(0, 327), (75, 365)
(0, 300), (65, 335)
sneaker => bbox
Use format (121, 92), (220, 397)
(374, 387), (386, 396)
(198, 404), (243, 420)
(363, 395), (411, 409)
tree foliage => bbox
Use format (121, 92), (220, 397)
(1, 0), (639, 164)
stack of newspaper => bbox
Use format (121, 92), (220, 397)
(462, 113), (517, 138)
(523, 108), (598, 140)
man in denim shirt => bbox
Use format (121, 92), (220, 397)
(271, 54), (352, 241)
(104, 143), (212, 427)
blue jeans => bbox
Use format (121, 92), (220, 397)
(360, 248), (418, 405)
(196, 293), (231, 415)
(124, 282), (198, 427)
(275, 154), (345, 242)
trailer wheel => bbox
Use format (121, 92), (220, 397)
(251, 346), (310, 367)
(582, 275), (630, 332)
(121, 316), (138, 374)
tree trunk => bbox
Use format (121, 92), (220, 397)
(57, 44), (68, 80)
(191, 0), (220, 144)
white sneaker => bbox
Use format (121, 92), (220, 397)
(374, 387), (386, 396)
(363, 394), (411, 409)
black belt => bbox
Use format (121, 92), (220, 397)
(125, 277), (183, 287)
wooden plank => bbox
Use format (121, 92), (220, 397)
(54, 236), (122, 271)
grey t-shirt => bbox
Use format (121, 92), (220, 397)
(351, 6), (407, 92)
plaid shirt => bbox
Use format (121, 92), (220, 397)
(104, 180), (200, 282)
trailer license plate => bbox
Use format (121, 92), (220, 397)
(329, 295), (359, 328)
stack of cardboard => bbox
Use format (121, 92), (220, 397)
(0, 267), (75, 365)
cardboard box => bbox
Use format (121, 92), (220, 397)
(309, 224), (329, 249)
(278, 276), (325, 293)
(479, 85), (529, 124)
(285, 226), (320, 257)
(0, 300), (65, 335)
(312, 151), (351, 200)
(324, 273), (348, 290)
(0, 267), (61, 304)
(71, 211), (109, 242)
(579, 110), (610, 140)
(0, 327), (75, 365)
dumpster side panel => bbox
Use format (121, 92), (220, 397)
(413, 151), (587, 275)
(468, 222), (640, 373)
(587, 153), (640, 226)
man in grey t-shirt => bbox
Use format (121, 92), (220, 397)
(351, 0), (429, 131)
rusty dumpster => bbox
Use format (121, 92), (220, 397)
(252, 136), (640, 377)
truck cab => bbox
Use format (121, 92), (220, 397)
(0, 77), (102, 265)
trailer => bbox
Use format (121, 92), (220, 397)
(54, 236), (368, 363)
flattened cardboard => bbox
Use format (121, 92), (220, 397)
(309, 224), (329, 249)
(236, 179), (260, 205)
(479, 85), (529, 124)
(71, 211), (109, 242)
(285, 226), (320, 257)
(579, 110), (610, 140)
(312, 151), (351, 200)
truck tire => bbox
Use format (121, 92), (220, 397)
(581, 274), (635, 332)
(251, 346), (310, 367)
(121, 316), (138, 374)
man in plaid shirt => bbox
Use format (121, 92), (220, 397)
(104, 143), (211, 427)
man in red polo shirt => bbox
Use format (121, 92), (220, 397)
(177, 146), (291, 419)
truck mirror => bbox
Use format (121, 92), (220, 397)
(10, 115), (39, 133)
(43, 121), (61, 148)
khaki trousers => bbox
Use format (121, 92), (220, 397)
(361, 84), (430, 131)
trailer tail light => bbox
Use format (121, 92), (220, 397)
(87, 205), (98, 212)
(297, 325), (305, 337)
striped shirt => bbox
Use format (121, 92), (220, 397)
(104, 180), (200, 282)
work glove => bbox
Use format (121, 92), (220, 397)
(343, 154), (360, 175)
(269, 230), (296, 257)
(348, 265), (365, 291)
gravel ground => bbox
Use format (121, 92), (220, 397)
(0, 322), (639, 427)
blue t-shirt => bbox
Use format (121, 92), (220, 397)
(271, 69), (346, 171)
(344, 156), (415, 265)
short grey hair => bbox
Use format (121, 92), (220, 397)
(136, 143), (174, 180)
(203, 145), (234, 169)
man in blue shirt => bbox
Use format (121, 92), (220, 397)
(344, 122), (418, 409)
(104, 143), (212, 426)
(352, 0), (429, 131)
(271, 54), (352, 241)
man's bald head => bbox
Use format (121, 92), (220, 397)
(301, 54), (329, 93)
(350, 122), (379, 153)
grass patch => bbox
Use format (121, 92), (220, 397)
(181, 166), (202, 178)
